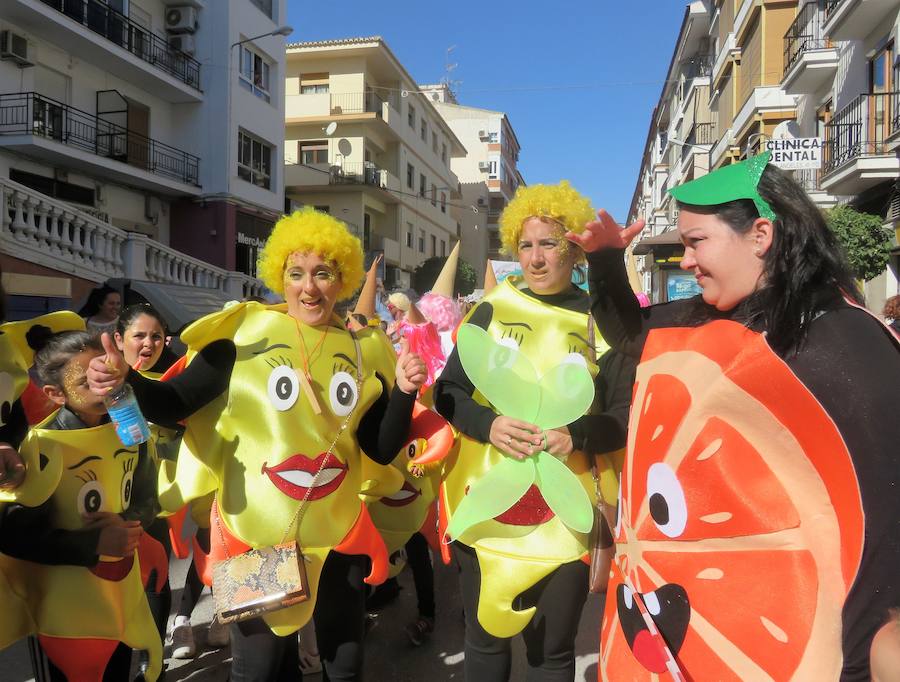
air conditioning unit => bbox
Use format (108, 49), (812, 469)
(168, 34), (195, 55)
(476, 197), (486, 206)
(478, 129), (490, 141)
(164, 6), (198, 34)
(477, 161), (491, 172)
(0, 31), (33, 67)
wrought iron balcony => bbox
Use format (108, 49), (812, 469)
(784, 0), (830, 77)
(39, 0), (200, 90)
(0, 92), (200, 186)
(823, 91), (900, 174)
(328, 161), (387, 188)
(329, 91), (386, 116)
(681, 122), (715, 164)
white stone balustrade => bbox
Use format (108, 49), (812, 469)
(1, 176), (264, 297)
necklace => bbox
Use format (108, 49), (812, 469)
(294, 319), (330, 413)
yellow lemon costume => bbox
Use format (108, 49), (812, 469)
(0, 416), (162, 681)
(441, 277), (618, 638)
(159, 301), (404, 636)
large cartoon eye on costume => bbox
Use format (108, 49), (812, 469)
(77, 480), (105, 515)
(121, 470), (134, 510)
(487, 337), (519, 371)
(329, 371), (358, 416)
(404, 439), (422, 460)
(646, 462), (687, 538)
(268, 365), (299, 411)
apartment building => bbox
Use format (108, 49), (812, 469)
(419, 83), (524, 282)
(0, 0), (286, 322)
(781, 0), (900, 311)
(283, 37), (466, 290)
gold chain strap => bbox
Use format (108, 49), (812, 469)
(215, 329), (364, 557)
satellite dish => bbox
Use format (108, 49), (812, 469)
(771, 120), (801, 140)
(323, 122), (338, 136)
(401, 89), (409, 98)
(471, 206), (479, 213)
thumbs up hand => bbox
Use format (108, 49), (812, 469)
(395, 338), (427, 395)
(87, 332), (128, 396)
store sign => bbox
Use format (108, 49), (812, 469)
(765, 138), (822, 170)
(237, 232), (266, 248)
(667, 272), (702, 301)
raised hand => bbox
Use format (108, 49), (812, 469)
(0, 443), (25, 490)
(566, 209), (646, 253)
(395, 338), (427, 394)
(368, 253), (384, 274)
(87, 332), (128, 396)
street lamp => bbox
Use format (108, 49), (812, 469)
(230, 25), (293, 50)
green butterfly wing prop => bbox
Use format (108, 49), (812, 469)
(534, 451), (594, 533)
(456, 324), (540, 423)
(534, 360), (596, 430)
(444, 457), (536, 542)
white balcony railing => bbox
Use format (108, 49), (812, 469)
(1, 176), (263, 299)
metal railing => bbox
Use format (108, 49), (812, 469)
(823, 91), (900, 174)
(681, 122), (715, 163)
(823, 0), (845, 19)
(784, 0), (830, 77)
(328, 161), (387, 188)
(39, 0), (201, 90)
(0, 92), (200, 186)
(792, 167), (824, 193)
(329, 91), (386, 116)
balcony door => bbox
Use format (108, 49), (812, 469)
(868, 42), (894, 151)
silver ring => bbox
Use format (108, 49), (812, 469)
(506, 436), (512, 446)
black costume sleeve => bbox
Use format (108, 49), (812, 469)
(0, 502), (101, 566)
(0, 398), (28, 449)
(587, 249), (692, 358)
(356, 375), (418, 465)
(120, 442), (161, 528)
(433, 303), (498, 442)
(127, 339), (236, 425)
(784, 307), (900, 682)
(567, 349), (636, 454)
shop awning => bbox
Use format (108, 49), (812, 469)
(632, 229), (683, 256)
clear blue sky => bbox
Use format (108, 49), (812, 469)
(285, 2), (689, 222)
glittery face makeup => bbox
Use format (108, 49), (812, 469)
(60, 350), (106, 417)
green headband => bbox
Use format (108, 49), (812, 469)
(668, 151), (776, 221)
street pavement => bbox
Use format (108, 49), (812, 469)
(1, 550), (605, 680)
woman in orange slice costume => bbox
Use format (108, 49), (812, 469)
(573, 153), (899, 681)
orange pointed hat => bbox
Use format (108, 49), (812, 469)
(483, 260), (498, 295)
(353, 259), (380, 318)
(431, 241), (459, 297)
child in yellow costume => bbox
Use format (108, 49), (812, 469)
(86, 208), (428, 680)
(433, 182), (635, 680)
(0, 330), (162, 681)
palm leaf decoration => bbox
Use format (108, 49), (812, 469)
(445, 324), (595, 541)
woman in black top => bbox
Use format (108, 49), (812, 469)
(570, 154), (900, 681)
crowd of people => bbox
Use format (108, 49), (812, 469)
(0, 151), (897, 682)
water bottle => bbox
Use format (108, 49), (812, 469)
(104, 383), (151, 446)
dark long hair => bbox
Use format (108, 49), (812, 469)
(78, 285), (119, 318)
(677, 163), (861, 354)
(116, 303), (168, 336)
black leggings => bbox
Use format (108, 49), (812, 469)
(456, 543), (588, 682)
(229, 551), (367, 682)
(405, 532), (435, 619)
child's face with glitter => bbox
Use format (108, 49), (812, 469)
(47, 350), (107, 420)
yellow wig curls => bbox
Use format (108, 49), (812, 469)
(258, 208), (365, 301)
(499, 181), (595, 257)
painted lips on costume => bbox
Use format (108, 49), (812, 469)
(494, 484), (555, 526)
(379, 480), (421, 507)
(262, 453), (348, 501)
(90, 554), (134, 582)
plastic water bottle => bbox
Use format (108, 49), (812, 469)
(104, 383), (151, 446)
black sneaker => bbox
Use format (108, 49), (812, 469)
(404, 617), (434, 646)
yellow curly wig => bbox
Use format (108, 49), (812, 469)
(257, 208), (365, 301)
(499, 181), (595, 257)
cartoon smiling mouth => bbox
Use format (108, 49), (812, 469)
(616, 582), (690, 673)
(262, 453), (348, 501)
(379, 480), (421, 508)
(493, 484), (555, 526)
(90, 554), (134, 582)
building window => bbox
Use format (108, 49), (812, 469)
(488, 132), (498, 142)
(407, 163), (414, 189)
(441, 143), (447, 164)
(239, 47), (272, 102)
(431, 234), (437, 256)
(441, 240), (446, 257)
(249, 0), (274, 19)
(418, 229), (425, 253)
(408, 104), (416, 128)
(432, 131), (438, 153)
(406, 222), (414, 248)
(300, 83), (328, 94)
(419, 173), (426, 198)
(300, 140), (328, 164)
(430, 184), (437, 207)
(314, 205), (330, 213)
(488, 160), (498, 178)
(238, 130), (273, 190)
(440, 192), (446, 213)
(420, 119), (427, 142)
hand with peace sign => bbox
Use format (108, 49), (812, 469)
(566, 209), (646, 254)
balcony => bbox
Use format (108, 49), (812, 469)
(709, 128), (734, 168)
(782, 0), (839, 95)
(5, 0), (201, 102)
(821, 92), (900, 195)
(284, 160), (399, 200)
(0, 92), (201, 195)
(369, 233), (401, 265)
(286, 91), (386, 121)
(1, 175), (262, 302)
(792, 167), (839, 208)
(823, 0), (900, 42)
